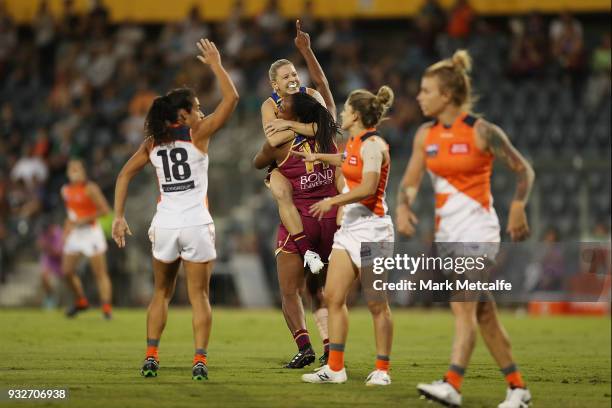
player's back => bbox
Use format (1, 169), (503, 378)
(278, 138), (338, 219)
(149, 125), (212, 228)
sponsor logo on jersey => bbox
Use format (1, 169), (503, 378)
(161, 180), (195, 192)
(450, 143), (470, 154)
(300, 168), (334, 190)
(348, 155), (358, 165)
(426, 144), (439, 157)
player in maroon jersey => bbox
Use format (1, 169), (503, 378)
(254, 91), (341, 368)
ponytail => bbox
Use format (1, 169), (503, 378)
(290, 93), (340, 154)
(145, 96), (174, 145)
(144, 88), (197, 145)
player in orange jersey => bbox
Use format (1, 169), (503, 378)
(297, 86), (395, 386)
(61, 159), (113, 319)
(396, 50), (535, 408)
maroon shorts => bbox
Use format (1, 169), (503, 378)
(276, 215), (338, 262)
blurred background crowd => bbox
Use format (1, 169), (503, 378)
(0, 0), (609, 307)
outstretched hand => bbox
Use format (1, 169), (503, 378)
(196, 38), (221, 66)
(294, 19), (311, 51)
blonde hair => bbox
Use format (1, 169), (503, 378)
(268, 59), (293, 82)
(424, 49), (474, 111)
(347, 85), (395, 128)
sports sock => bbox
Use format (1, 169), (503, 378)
(102, 303), (112, 314)
(502, 364), (526, 388)
(293, 329), (311, 351)
(291, 232), (312, 257)
(76, 297), (88, 308)
(375, 355), (390, 372)
(193, 348), (207, 365)
(146, 338), (159, 360)
(328, 343), (345, 371)
(444, 364), (465, 391)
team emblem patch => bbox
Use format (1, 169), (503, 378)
(450, 143), (470, 154)
(425, 144), (439, 157)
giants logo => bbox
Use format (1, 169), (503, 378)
(426, 144), (439, 157)
(450, 143), (469, 154)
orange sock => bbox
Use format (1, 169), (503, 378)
(444, 365), (465, 391)
(102, 303), (112, 314)
(146, 346), (158, 360)
(328, 344), (345, 371)
(76, 297), (89, 308)
(194, 348), (207, 365)
(375, 356), (390, 372)
(504, 369), (526, 388)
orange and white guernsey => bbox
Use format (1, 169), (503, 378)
(341, 128), (392, 226)
(62, 182), (98, 225)
(424, 113), (500, 242)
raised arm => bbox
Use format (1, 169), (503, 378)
(112, 140), (151, 248)
(295, 19), (336, 120)
(476, 119), (535, 241)
(191, 39), (239, 148)
(395, 123), (429, 237)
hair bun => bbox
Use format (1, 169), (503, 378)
(376, 85), (394, 110)
(451, 49), (472, 73)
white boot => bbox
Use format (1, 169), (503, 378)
(498, 387), (532, 408)
(365, 369), (391, 386)
(417, 380), (462, 407)
(301, 364), (347, 384)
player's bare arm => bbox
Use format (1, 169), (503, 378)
(191, 39), (239, 151)
(396, 123), (430, 237)
(253, 141), (279, 169)
(476, 119), (535, 241)
(112, 139), (152, 248)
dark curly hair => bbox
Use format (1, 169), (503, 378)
(288, 92), (339, 154)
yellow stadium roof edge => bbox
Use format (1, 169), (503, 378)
(4, 0), (611, 24)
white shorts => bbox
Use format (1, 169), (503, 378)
(332, 217), (394, 268)
(148, 224), (216, 263)
(63, 224), (108, 257)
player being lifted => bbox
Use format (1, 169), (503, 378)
(396, 50), (534, 408)
(61, 159), (113, 319)
(257, 20), (338, 368)
(112, 39), (238, 381)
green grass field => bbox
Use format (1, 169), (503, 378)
(0, 308), (610, 408)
